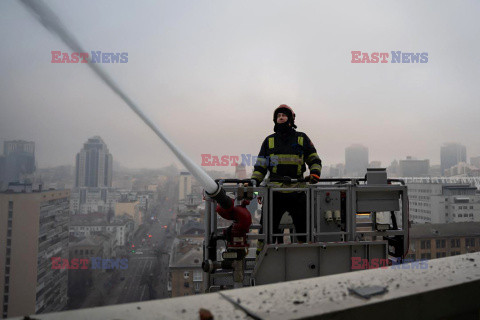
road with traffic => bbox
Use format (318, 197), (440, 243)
(114, 179), (177, 303)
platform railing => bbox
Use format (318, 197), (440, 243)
(205, 178), (408, 253)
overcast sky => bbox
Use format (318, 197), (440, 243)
(1, 0), (479, 172)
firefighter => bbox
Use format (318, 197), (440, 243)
(250, 104), (322, 245)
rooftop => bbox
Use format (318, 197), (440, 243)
(169, 238), (203, 268)
(69, 218), (131, 227)
(70, 236), (103, 248)
(410, 222), (480, 239)
(180, 220), (204, 235)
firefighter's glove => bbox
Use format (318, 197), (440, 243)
(308, 174), (320, 184)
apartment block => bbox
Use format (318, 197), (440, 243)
(406, 182), (480, 224)
(0, 188), (70, 318)
(178, 172), (192, 202)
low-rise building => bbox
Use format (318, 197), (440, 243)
(115, 201), (142, 228)
(70, 187), (118, 214)
(69, 233), (117, 261)
(175, 195), (204, 235)
(69, 217), (133, 247)
(179, 221), (204, 238)
(407, 222), (480, 260)
(175, 210), (202, 235)
(168, 238), (205, 297)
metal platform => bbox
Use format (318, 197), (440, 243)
(204, 170), (409, 289)
(253, 241), (387, 285)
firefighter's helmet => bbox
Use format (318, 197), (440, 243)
(273, 104), (296, 128)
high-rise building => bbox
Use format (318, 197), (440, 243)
(178, 172), (192, 202)
(0, 156), (5, 190)
(345, 144), (369, 177)
(387, 160), (399, 176)
(368, 161), (382, 168)
(75, 136), (113, 188)
(470, 156), (480, 169)
(0, 187), (70, 318)
(440, 143), (466, 175)
(0, 141), (36, 190)
(398, 157), (430, 177)
(3, 140), (35, 157)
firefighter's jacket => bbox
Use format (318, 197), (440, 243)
(251, 130), (322, 186)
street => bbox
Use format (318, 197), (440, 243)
(116, 219), (174, 303)
(69, 177), (178, 310)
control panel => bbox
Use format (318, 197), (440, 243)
(314, 189), (346, 241)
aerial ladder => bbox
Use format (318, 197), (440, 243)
(202, 168), (409, 290)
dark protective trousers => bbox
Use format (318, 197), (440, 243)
(261, 191), (307, 243)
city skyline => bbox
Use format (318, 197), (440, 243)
(0, 141), (480, 172)
(1, 136), (478, 171)
(1, 138), (479, 173)
(1, 1), (480, 169)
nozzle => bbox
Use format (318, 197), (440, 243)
(206, 185), (234, 210)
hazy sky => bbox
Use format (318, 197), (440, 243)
(1, 0), (479, 172)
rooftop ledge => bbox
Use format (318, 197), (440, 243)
(11, 252), (480, 320)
